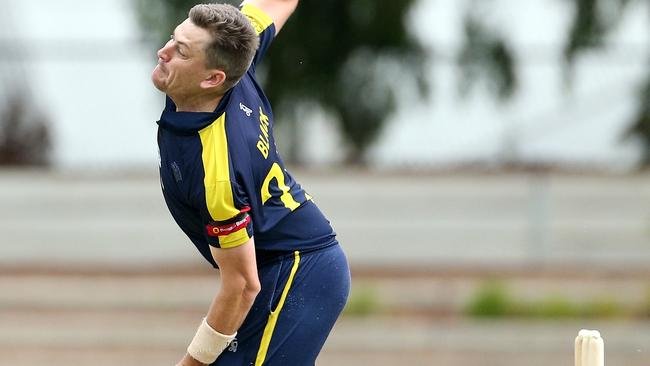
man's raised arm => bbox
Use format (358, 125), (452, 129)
(242, 0), (299, 34)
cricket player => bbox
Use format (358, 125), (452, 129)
(151, 1), (351, 365)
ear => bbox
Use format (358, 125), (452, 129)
(200, 69), (227, 90)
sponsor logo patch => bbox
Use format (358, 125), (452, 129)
(206, 212), (251, 237)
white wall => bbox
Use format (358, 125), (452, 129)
(368, 0), (648, 169)
(3, 0), (163, 169)
(3, 0), (648, 170)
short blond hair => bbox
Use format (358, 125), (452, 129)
(189, 4), (260, 92)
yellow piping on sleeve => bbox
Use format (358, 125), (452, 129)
(241, 3), (274, 35)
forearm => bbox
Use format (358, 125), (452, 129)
(206, 278), (259, 334)
(180, 241), (260, 366)
(179, 282), (258, 366)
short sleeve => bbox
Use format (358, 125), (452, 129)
(200, 180), (254, 249)
(241, 3), (276, 67)
(197, 114), (254, 249)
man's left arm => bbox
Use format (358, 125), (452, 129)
(242, 0), (299, 34)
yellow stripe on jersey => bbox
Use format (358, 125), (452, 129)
(255, 251), (301, 365)
(199, 114), (250, 248)
(241, 3), (274, 35)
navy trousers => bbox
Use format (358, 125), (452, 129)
(213, 243), (351, 366)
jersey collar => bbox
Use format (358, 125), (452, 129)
(157, 89), (232, 135)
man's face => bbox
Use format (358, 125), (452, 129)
(151, 19), (215, 98)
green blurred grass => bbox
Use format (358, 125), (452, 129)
(465, 281), (642, 319)
(343, 286), (381, 317)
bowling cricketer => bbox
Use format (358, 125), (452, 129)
(151, 1), (351, 365)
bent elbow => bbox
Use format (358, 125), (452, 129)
(242, 279), (261, 303)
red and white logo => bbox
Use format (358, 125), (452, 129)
(206, 212), (251, 237)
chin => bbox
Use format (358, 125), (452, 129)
(151, 66), (168, 92)
(151, 74), (167, 92)
(152, 79), (166, 92)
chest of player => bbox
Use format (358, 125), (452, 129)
(157, 129), (207, 205)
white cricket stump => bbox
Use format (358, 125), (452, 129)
(575, 329), (604, 366)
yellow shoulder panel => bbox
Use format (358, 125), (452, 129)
(199, 114), (240, 222)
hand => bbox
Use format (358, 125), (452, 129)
(176, 353), (206, 366)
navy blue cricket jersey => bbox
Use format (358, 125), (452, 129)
(156, 4), (336, 267)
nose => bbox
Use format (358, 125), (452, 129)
(157, 42), (172, 62)
(157, 48), (168, 62)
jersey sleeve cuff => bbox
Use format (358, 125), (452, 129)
(217, 229), (252, 249)
(241, 3), (274, 35)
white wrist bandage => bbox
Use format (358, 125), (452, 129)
(187, 318), (237, 365)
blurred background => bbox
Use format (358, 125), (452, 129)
(1, 0), (650, 365)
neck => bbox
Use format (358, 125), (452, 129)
(172, 92), (223, 113)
